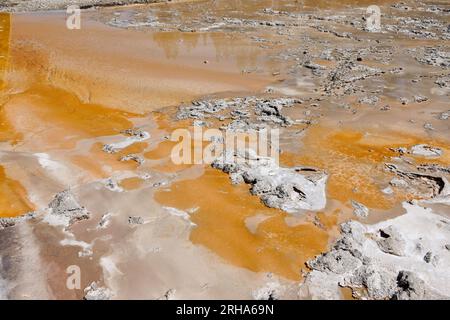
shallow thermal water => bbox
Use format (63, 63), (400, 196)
(0, 0), (449, 299)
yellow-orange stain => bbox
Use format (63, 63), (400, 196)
(155, 168), (330, 280)
(0, 13), (10, 89)
(119, 177), (144, 191)
(281, 126), (450, 210)
(71, 141), (147, 179)
(0, 166), (34, 218)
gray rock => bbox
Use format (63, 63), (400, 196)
(435, 76), (450, 88)
(364, 267), (398, 299)
(305, 221), (400, 300)
(385, 163), (447, 199)
(121, 128), (148, 139)
(375, 226), (406, 256)
(414, 95), (428, 103)
(340, 221), (367, 245)
(102, 144), (118, 154)
(177, 96), (301, 129)
(97, 213), (112, 229)
(416, 47), (450, 68)
(303, 60), (326, 76)
(304, 216), (450, 300)
(84, 282), (112, 300)
(359, 96), (379, 105)
(400, 97), (409, 105)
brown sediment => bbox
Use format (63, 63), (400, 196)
(340, 287), (356, 300)
(155, 167), (330, 281)
(280, 125), (450, 210)
(0, 165), (34, 218)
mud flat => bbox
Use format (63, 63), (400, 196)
(1, 0), (450, 300)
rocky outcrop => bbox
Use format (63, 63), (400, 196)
(0, 212), (35, 230)
(103, 129), (150, 154)
(128, 216), (144, 225)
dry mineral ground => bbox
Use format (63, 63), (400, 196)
(0, 0), (449, 300)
